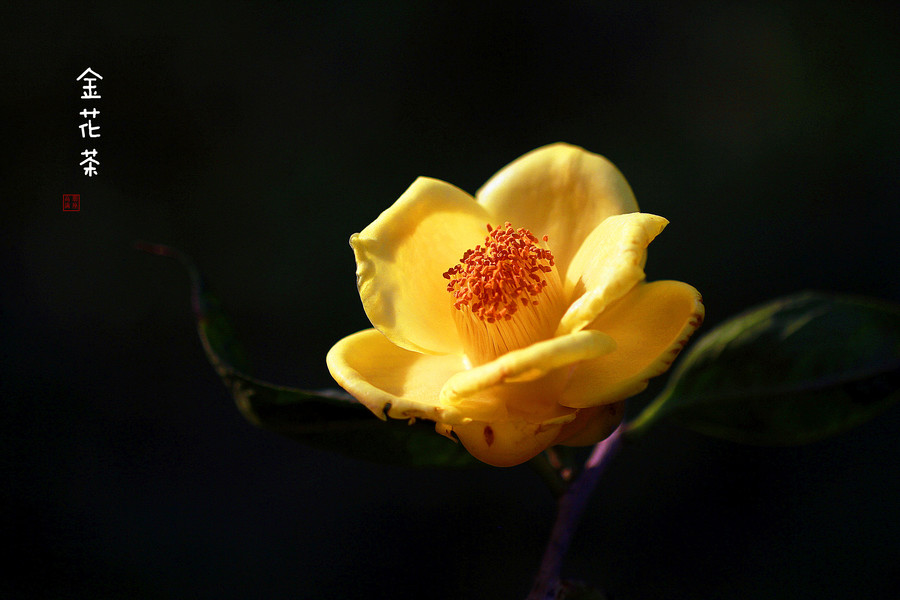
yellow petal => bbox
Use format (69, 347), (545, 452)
(452, 418), (565, 467)
(476, 143), (639, 276)
(559, 280), (705, 409)
(557, 213), (668, 335)
(326, 328), (468, 423)
(439, 329), (617, 423)
(352, 177), (492, 355)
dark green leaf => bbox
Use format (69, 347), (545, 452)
(628, 292), (900, 445)
(139, 242), (478, 467)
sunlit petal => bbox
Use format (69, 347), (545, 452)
(557, 213), (668, 335)
(326, 328), (468, 423)
(476, 143), (639, 275)
(351, 177), (491, 355)
(452, 418), (566, 467)
(439, 329), (617, 422)
(559, 281), (705, 409)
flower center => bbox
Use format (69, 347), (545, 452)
(443, 222), (565, 365)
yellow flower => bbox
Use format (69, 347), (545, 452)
(326, 143), (704, 467)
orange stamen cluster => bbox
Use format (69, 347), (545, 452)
(443, 223), (555, 323)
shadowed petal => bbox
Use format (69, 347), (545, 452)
(559, 280), (705, 409)
(554, 402), (625, 447)
(476, 143), (639, 276)
(351, 177), (491, 355)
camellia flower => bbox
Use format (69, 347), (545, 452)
(327, 143), (704, 466)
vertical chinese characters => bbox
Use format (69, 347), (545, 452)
(76, 68), (102, 177)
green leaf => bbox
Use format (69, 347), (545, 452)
(627, 292), (900, 445)
(138, 242), (478, 468)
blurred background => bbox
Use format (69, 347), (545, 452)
(4, 1), (900, 598)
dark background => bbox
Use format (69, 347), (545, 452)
(4, 1), (900, 598)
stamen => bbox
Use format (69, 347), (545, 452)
(443, 222), (564, 365)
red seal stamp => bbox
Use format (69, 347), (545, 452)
(63, 194), (80, 211)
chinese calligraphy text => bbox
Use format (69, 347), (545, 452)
(77, 68), (102, 177)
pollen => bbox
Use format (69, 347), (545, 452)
(444, 222), (555, 322)
(443, 222), (565, 365)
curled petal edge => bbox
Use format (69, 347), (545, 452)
(326, 328), (469, 424)
(438, 329), (617, 422)
(559, 280), (705, 409)
(557, 213), (669, 336)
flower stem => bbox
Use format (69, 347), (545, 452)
(526, 425), (624, 600)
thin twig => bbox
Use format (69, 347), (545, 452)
(526, 425), (624, 600)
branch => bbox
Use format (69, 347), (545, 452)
(527, 425), (624, 600)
